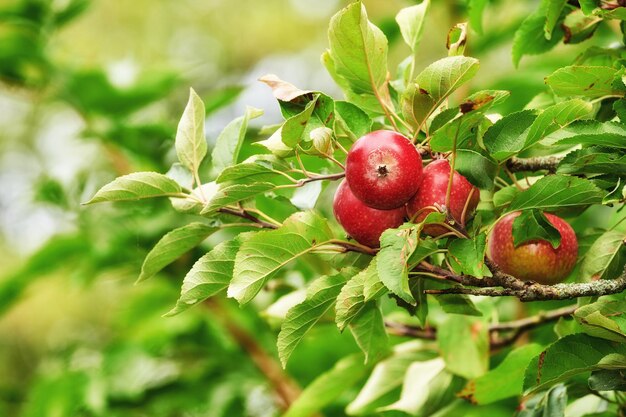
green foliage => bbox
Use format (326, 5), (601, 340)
(7, 0), (626, 416)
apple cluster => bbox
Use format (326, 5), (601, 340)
(333, 130), (480, 248)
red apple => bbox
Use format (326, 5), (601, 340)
(333, 179), (406, 248)
(407, 159), (479, 236)
(345, 130), (423, 209)
(487, 211), (578, 285)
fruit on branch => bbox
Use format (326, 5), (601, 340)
(487, 211), (578, 285)
(407, 159), (479, 236)
(345, 130), (423, 209)
(333, 179), (406, 248)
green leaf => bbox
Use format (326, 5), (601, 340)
(176, 88), (207, 174)
(200, 182), (275, 215)
(512, 10), (564, 66)
(589, 369), (626, 391)
(165, 238), (242, 316)
(211, 106), (263, 176)
(544, 0), (568, 40)
(430, 112), (487, 152)
(333, 101), (372, 140)
(483, 110), (537, 161)
(519, 384), (568, 417)
(546, 66), (621, 98)
(459, 344), (544, 404)
(563, 9), (601, 44)
(454, 149), (498, 190)
(467, 0), (488, 34)
(327, 1), (391, 115)
(349, 302), (390, 364)
(377, 226), (420, 305)
(557, 147), (626, 175)
(395, 0), (430, 81)
(362, 258), (386, 301)
(347, 348), (435, 415)
(336, 262), (377, 330)
(396, 1), (429, 53)
(580, 229), (626, 280)
(493, 185), (520, 208)
(575, 299), (626, 343)
(137, 222), (218, 283)
(447, 22), (468, 57)
(228, 211), (333, 304)
(215, 156), (291, 185)
(458, 89), (510, 115)
(508, 175), (605, 212)
(402, 56), (479, 130)
(438, 315), (489, 379)
(544, 120), (626, 149)
(448, 233), (487, 278)
(524, 334), (626, 393)
(84, 172), (183, 204)
(379, 358), (461, 416)
(283, 354), (368, 417)
(434, 294), (482, 317)
(512, 209), (562, 249)
(524, 99), (593, 148)
(278, 272), (347, 367)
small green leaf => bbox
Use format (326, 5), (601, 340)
(524, 99), (593, 148)
(512, 209), (562, 249)
(580, 229), (626, 280)
(403, 56), (479, 130)
(327, 1), (391, 115)
(377, 226), (420, 305)
(362, 258), (386, 301)
(557, 147), (626, 176)
(215, 156), (291, 185)
(544, 120), (626, 149)
(84, 172), (183, 204)
(448, 233), (487, 278)
(176, 88), (207, 173)
(379, 359), (462, 416)
(138, 222), (218, 283)
(278, 272), (347, 367)
(508, 175), (605, 212)
(336, 262), (377, 330)
(165, 238), (242, 316)
(512, 10), (564, 66)
(447, 22), (468, 57)
(467, 0), (488, 34)
(575, 299), (626, 343)
(546, 65), (621, 98)
(333, 100), (372, 140)
(349, 302), (390, 364)
(200, 182), (275, 215)
(228, 211), (333, 304)
(483, 110), (537, 161)
(434, 294), (482, 317)
(395, 0), (430, 80)
(544, 0), (568, 40)
(210, 106), (263, 176)
(454, 149), (498, 190)
(283, 354), (368, 417)
(589, 369), (626, 391)
(347, 348), (436, 415)
(524, 334), (626, 393)
(459, 344), (544, 404)
(493, 186), (520, 208)
(438, 315), (489, 379)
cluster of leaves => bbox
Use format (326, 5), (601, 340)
(85, 0), (626, 415)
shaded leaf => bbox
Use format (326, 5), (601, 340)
(508, 175), (605, 212)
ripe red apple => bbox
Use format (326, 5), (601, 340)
(487, 211), (578, 285)
(333, 180), (406, 248)
(407, 159), (479, 236)
(345, 130), (423, 210)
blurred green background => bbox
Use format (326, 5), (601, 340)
(0, 0), (619, 416)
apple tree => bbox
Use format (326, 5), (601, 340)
(87, 1), (626, 416)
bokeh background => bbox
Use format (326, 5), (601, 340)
(0, 0), (619, 416)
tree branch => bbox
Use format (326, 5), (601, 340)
(218, 207), (279, 229)
(506, 156), (562, 173)
(385, 304), (577, 349)
(204, 300), (302, 411)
